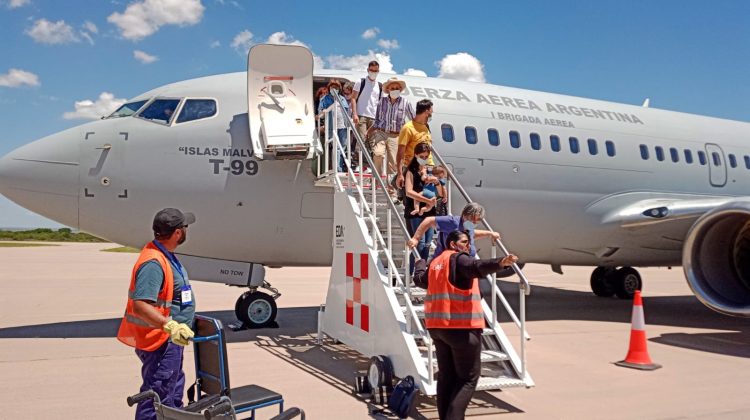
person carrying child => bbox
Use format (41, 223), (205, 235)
(411, 165), (447, 216)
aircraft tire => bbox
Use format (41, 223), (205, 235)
(590, 267), (615, 297)
(367, 355), (394, 390)
(613, 267), (642, 300)
(235, 291), (277, 328)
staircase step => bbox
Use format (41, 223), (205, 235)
(476, 375), (527, 391)
(420, 350), (508, 368)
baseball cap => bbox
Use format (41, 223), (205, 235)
(153, 208), (196, 235)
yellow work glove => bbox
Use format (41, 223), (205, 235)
(162, 320), (194, 346)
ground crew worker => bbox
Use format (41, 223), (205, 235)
(425, 230), (518, 420)
(117, 208), (196, 420)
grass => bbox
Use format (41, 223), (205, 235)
(101, 246), (139, 253)
(0, 228), (105, 242)
(0, 242), (59, 247)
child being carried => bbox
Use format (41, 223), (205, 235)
(411, 165), (447, 216)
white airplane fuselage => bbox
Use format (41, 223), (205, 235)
(2, 68), (750, 316)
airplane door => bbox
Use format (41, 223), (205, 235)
(78, 122), (128, 235)
(247, 44), (315, 160)
(705, 143), (727, 187)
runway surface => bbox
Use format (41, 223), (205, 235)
(1, 242), (748, 419)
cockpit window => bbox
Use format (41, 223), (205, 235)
(108, 100), (148, 118)
(176, 99), (217, 124)
(138, 99), (181, 124)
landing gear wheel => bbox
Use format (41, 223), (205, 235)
(367, 355), (394, 390)
(235, 291), (278, 328)
(590, 267), (615, 297)
(613, 267), (642, 300)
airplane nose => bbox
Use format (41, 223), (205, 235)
(0, 127), (80, 228)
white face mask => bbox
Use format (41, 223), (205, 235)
(462, 220), (476, 231)
(368, 71), (378, 80)
(389, 89), (401, 99)
(330, 88), (339, 95)
(416, 157), (428, 166)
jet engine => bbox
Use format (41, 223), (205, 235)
(683, 201), (750, 317)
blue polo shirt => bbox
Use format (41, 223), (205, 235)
(132, 258), (195, 325)
(433, 215), (476, 260)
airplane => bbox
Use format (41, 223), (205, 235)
(1, 44), (749, 328)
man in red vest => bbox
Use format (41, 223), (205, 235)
(425, 230), (518, 420)
(117, 208), (196, 420)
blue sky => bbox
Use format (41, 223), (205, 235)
(1, 0), (749, 228)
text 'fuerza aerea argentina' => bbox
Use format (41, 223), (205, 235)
(401, 86), (645, 126)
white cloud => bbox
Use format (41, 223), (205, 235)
(210, 40), (220, 48)
(83, 21), (98, 34)
(108, 0), (205, 41)
(63, 92), (126, 120)
(8, 0), (30, 8)
(326, 50), (394, 73)
(266, 31), (307, 47)
(361, 27), (379, 40)
(79, 31), (94, 45)
(0, 68), (40, 88)
(403, 68), (427, 77)
(134, 49), (158, 64)
(26, 19), (79, 44)
(376, 39), (399, 50)
(436, 52), (485, 83)
(230, 29), (253, 55)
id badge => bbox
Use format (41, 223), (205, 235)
(181, 285), (193, 305)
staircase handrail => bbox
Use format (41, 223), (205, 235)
(429, 146), (532, 294)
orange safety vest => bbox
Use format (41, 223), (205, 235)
(425, 250), (485, 329)
(116, 242), (174, 351)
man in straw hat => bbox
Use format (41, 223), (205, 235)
(367, 76), (415, 199)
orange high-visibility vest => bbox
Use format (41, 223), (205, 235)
(116, 242), (174, 351)
(425, 250), (485, 329)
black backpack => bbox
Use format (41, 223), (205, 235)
(387, 375), (419, 419)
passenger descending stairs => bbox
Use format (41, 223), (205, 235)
(316, 96), (533, 395)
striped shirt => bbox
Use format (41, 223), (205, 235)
(373, 97), (415, 133)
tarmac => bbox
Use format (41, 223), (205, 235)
(1, 242), (749, 419)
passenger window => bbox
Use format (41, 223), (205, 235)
(639, 145), (649, 160)
(550, 135), (560, 152)
(670, 147), (679, 163)
(698, 151), (707, 165)
(729, 154), (737, 168)
(465, 126), (478, 144)
(712, 152), (721, 166)
(530, 133), (541, 150)
(745, 156), (750, 169)
(605, 140), (615, 157)
(487, 129), (499, 146)
(655, 146), (665, 161)
(510, 131), (521, 148)
(176, 99), (217, 123)
(569, 137), (580, 154)
(684, 149), (693, 164)
(138, 98), (181, 124)
(587, 139), (598, 155)
(108, 100), (148, 118)
(441, 124), (454, 142)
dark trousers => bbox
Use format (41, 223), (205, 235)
(429, 328), (482, 420)
(134, 341), (186, 420)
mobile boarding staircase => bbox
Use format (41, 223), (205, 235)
(314, 94), (535, 396)
(243, 42), (533, 396)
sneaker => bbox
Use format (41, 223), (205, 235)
(363, 167), (372, 175)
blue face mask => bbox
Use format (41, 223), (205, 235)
(462, 220), (475, 231)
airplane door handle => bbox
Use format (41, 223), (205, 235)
(96, 144), (112, 150)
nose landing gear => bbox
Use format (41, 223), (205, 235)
(234, 281), (280, 328)
(590, 266), (642, 299)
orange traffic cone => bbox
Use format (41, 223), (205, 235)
(615, 290), (662, 370)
